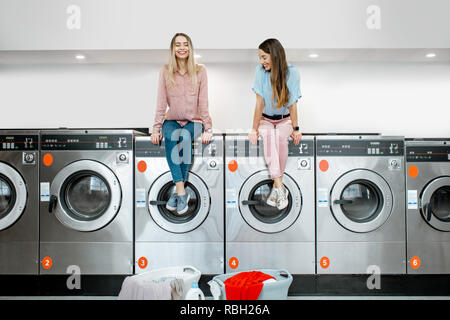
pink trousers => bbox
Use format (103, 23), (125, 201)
(258, 117), (293, 179)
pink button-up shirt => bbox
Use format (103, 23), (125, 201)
(152, 65), (212, 133)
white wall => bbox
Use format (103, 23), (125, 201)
(0, 61), (449, 137)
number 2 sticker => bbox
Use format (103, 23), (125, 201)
(42, 256), (53, 270)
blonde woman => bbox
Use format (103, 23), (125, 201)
(248, 38), (302, 210)
(151, 33), (213, 214)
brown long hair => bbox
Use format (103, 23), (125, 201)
(259, 38), (290, 109)
(166, 33), (201, 87)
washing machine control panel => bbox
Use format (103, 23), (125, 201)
(406, 143), (450, 162)
(317, 139), (404, 156)
(0, 135), (38, 151)
(41, 134), (133, 150)
(136, 137), (223, 158)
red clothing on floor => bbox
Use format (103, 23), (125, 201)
(224, 271), (275, 300)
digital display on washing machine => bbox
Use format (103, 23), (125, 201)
(0, 135), (38, 151)
(288, 140), (314, 156)
(406, 145), (450, 162)
(40, 135), (133, 150)
(316, 140), (405, 156)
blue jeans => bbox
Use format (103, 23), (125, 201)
(161, 120), (203, 183)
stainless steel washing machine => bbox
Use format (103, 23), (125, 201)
(39, 129), (139, 275)
(134, 135), (224, 274)
(225, 134), (315, 274)
(0, 130), (39, 274)
(406, 138), (450, 274)
(316, 135), (406, 274)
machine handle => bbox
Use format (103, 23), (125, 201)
(149, 200), (167, 206)
(334, 199), (353, 205)
(424, 203), (433, 222)
(242, 200), (260, 206)
(49, 195), (57, 213)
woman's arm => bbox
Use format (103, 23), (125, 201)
(288, 102), (302, 145)
(248, 94), (264, 145)
(151, 68), (168, 144)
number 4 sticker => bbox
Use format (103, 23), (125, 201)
(229, 257), (239, 269)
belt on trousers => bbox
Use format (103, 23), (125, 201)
(262, 113), (290, 120)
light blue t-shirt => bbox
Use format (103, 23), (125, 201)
(252, 64), (302, 116)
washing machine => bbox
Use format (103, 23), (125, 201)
(316, 135), (406, 274)
(406, 138), (450, 274)
(39, 129), (140, 275)
(134, 135), (224, 274)
(0, 130), (39, 274)
(225, 134), (315, 274)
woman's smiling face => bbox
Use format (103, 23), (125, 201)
(258, 49), (272, 71)
(174, 35), (190, 60)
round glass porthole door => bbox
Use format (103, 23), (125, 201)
(239, 170), (302, 233)
(420, 176), (450, 231)
(330, 169), (393, 233)
(50, 160), (122, 232)
(0, 163), (27, 231)
(148, 171), (210, 233)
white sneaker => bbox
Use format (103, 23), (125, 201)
(266, 187), (279, 207)
(277, 186), (289, 210)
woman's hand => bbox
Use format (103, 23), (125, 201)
(291, 130), (302, 146)
(201, 131), (213, 144)
(151, 131), (162, 145)
(248, 129), (259, 145)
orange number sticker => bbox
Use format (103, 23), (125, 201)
(320, 256), (330, 269)
(408, 165), (419, 178)
(43, 153), (54, 167)
(42, 256), (53, 270)
(410, 256), (421, 270)
(138, 257), (148, 269)
(137, 160), (147, 173)
(319, 160), (329, 172)
(228, 160), (238, 172)
(229, 257), (239, 269)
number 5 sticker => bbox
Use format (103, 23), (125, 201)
(320, 256), (330, 269)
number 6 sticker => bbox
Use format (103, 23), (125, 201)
(410, 256), (421, 270)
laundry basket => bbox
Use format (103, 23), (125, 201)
(208, 269), (292, 300)
(131, 265), (201, 299)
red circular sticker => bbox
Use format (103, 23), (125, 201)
(408, 165), (419, 178)
(42, 256), (53, 270)
(229, 257), (239, 269)
(320, 256), (330, 269)
(138, 257), (148, 269)
(319, 160), (329, 172)
(228, 160), (238, 172)
(137, 160), (147, 173)
(43, 153), (54, 167)
(410, 256), (421, 270)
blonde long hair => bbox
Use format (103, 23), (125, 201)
(165, 33), (201, 88)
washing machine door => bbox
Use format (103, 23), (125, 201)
(420, 176), (450, 232)
(148, 171), (210, 233)
(0, 163), (27, 230)
(49, 160), (122, 232)
(238, 170), (302, 233)
(330, 169), (393, 233)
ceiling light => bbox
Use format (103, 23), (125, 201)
(75, 54), (86, 60)
(425, 53), (436, 58)
(309, 53), (319, 59)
